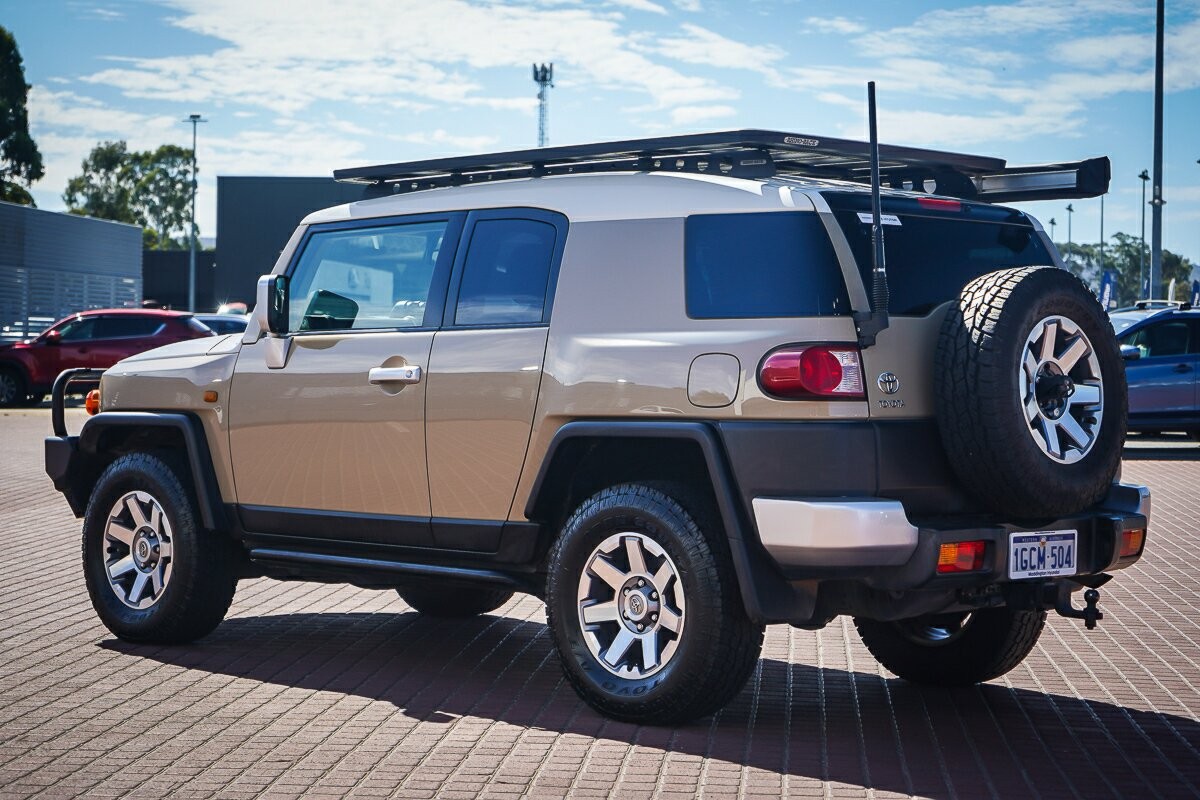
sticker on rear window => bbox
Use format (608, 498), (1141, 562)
(857, 212), (902, 226)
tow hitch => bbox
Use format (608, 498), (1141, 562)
(1053, 574), (1112, 630)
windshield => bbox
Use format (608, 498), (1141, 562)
(1109, 313), (1145, 335)
(824, 192), (1054, 315)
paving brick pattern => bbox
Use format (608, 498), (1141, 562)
(2, 409), (1198, 799)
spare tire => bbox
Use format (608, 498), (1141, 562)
(935, 266), (1126, 518)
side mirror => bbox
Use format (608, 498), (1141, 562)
(244, 274), (290, 344)
(268, 275), (289, 334)
(42, 330), (62, 346)
(1120, 344), (1141, 361)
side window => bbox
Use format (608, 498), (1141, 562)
(288, 221), (450, 332)
(455, 219), (556, 326)
(56, 318), (98, 342)
(1129, 321), (1191, 358)
(685, 212), (850, 318)
(93, 317), (165, 338)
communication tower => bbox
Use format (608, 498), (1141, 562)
(532, 63), (553, 147)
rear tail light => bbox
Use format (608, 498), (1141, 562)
(759, 345), (865, 399)
(85, 389), (101, 416)
(1120, 528), (1145, 558)
(937, 540), (986, 573)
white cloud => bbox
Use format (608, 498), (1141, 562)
(669, 104), (736, 125)
(80, 0), (740, 117)
(607, 0), (668, 13)
(393, 129), (500, 152)
(651, 23), (785, 72)
(803, 16), (864, 35)
(673, 0), (702, 10)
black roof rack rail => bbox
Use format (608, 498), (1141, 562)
(333, 129), (1110, 204)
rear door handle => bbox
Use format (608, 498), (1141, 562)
(1174, 363), (1192, 374)
(368, 365), (422, 384)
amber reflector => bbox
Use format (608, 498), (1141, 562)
(937, 540), (986, 574)
(84, 389), (101, 416)
(203, 390), (219, 403)
(1120, 529), (1145, 558)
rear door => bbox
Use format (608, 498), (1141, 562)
(425, 208), (567, 550)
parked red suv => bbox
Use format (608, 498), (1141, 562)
(0, 309), (214, 407)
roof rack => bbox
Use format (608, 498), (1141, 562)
(333, 129), (1110, 204)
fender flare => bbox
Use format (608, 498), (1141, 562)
(77, 412), (227, 532)
(524, 420), (812, 624)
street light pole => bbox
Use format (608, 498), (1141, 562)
(1139, 169), (1149, 299)
(183, 113), (207, 312)
(1066, 203), (1074, 252)
(1149, 0), (1165, 299)
(1049, 217), (1057, 244)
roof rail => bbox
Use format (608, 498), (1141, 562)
(333, 129), (1110, 204)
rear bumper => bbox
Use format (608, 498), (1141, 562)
(752, 482), (1149, 591)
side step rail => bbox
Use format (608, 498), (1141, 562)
(249, 548), (540, 594)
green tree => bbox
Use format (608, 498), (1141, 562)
(1055, 232), (1193, 307)
(0, 26), (44, 206)
(63, 140), (196, 249)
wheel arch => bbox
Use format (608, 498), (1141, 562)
(523, 420), (809, 624)
(76, 412), (227, 532)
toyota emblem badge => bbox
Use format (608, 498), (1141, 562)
(877, 372), (900, 394)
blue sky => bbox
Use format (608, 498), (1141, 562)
(6, 0), (1200, 261)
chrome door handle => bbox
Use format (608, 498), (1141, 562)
(368, 365), (422, 384)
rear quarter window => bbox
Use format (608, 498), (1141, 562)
(685, 212), (849, 319)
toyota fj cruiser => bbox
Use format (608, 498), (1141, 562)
(46, 127), (1149, 725)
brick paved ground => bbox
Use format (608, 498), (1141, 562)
(1, 408), (1199, 799)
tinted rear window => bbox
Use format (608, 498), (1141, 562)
(685, 212), (849, 318)
(825, 193), (1053, 315)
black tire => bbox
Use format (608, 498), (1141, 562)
(855, 607), (1046, 686)
(546, 483), (763, 725)
(396, 584), (513, 617)
(82, 452), (237, 644)
(936, 266), (1127, 518)
(0, 367), (27, 407)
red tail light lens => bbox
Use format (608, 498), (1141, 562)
(937, 540), (986, 573)
(760, 345), (865, 399)
(917, 197), (962, 211)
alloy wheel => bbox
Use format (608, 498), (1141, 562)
(576, 531), (686, 679)
(103, 490), (174, 609)
(1019, 315), (1104, 464)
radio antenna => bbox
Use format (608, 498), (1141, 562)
(854, 81), (890, 348)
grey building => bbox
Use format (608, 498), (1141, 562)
(215, 176), (362, 306)
(0, 202), (142, 342)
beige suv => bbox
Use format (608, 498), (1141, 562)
(46, 130), (1150, 724)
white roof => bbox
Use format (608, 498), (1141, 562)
(302, 171), (831, 226)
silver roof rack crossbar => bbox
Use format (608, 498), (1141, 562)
(334, 129), (1109, 205)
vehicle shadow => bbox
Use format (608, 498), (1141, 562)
(101, 612), (1200, 799)
(1121, 444), (1200, 461)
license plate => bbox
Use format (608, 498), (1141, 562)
(1008, 530), (1078, 580)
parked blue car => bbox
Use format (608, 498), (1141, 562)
(1110, 301), (1199, 439)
